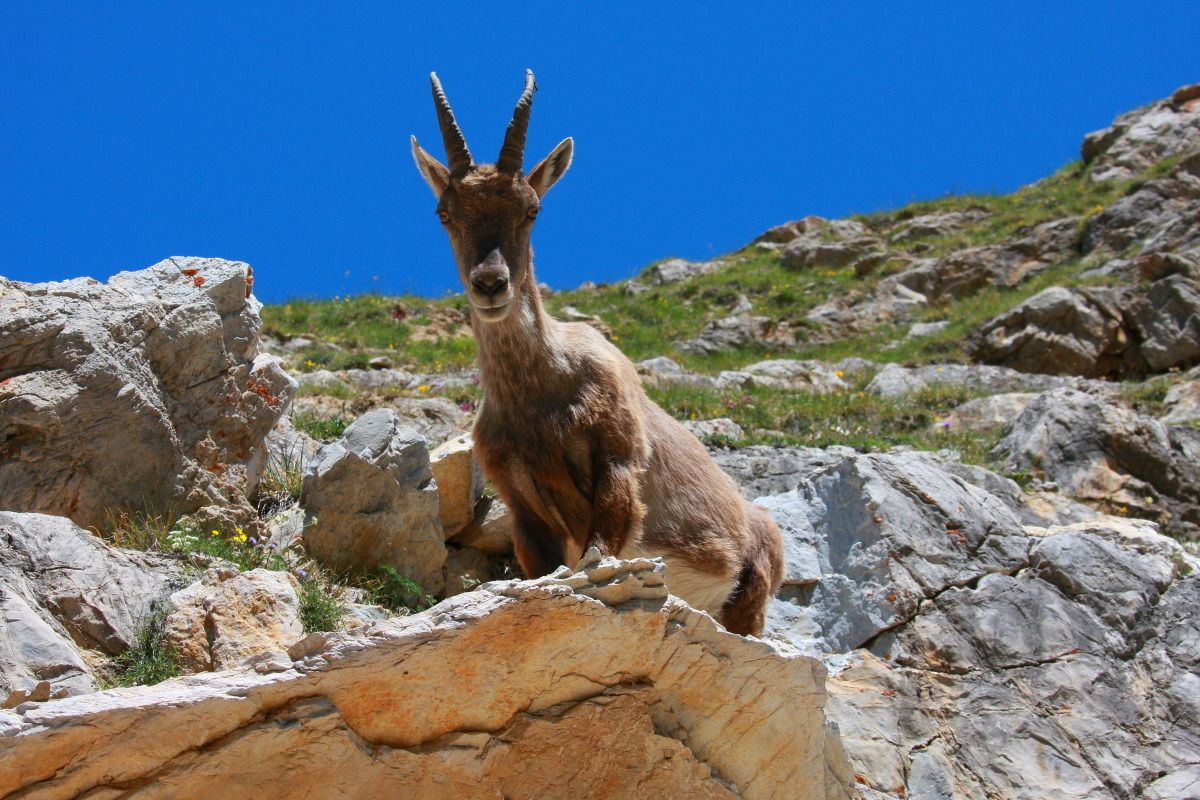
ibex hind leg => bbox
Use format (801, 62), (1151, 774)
(719, 504), (785, 637)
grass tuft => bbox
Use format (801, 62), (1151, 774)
(109, 605), (180, 687)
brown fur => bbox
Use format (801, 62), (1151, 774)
(412, 75), (784, 635)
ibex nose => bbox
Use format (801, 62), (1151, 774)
(471, 249), (510, 298)
(471, 273), (509, 295)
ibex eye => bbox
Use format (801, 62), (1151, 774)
(527, 206), (540, 219)
(437, 210), (450, 224)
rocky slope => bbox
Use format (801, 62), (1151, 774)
(2, 84), (1200, 798)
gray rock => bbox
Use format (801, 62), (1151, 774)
(636, 357), (717, 389)
(681, 418), (745, 442)
(338, 368), (414, 392)
(994, 388), (1200, 539)
(865, 364), (927, 397)
(906, 320), (950, 338)
(887, 209), (989, 244)
(1129, 274), (1200, 372)
(301, 409), (446, 594)
(675, 314), (795, 355)
(715, 359), (848, 394)
(926, 217), (1077, 298)
(1082, 151), (1200, 258)
(1083, 82), (1200, 182)
(642, 258), (721, 285)
(296, 369), (351, 394)
(937, 392), (1036, 433)
(712, 445), (857, 500)
(0, 257), (292, 533)
(450, 496), (514, 556)
(969, 285), (1141, 377)
(1162, 380), (1200, 423)
(766, 452), (1029, 653)
(782, 236), (883, 272)
(0, 512), (186, 703)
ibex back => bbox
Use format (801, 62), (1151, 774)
(411, 71), (784, 635)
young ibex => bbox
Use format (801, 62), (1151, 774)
(411, 71), (783, 635)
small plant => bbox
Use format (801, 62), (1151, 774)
(110, 605), (180, 687)
(298, 576), (345, 633)
(165, 521), (288, 572)
(256, 447), (307, 516)
(293, 411), (349, 442)
(102, 507), (176, 551)
(358, 565), (437, 614)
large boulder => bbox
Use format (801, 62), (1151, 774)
(429, 434), (484, 539)
(164, 567), (304, 672)
(894, 217), (1080, 302)
(993, 388), (1200, 539)
(0, 512), (186, 704)
(675, 313), (796, 355)
(968, 285), (1140, 377)
(0, 555), (855, 800)
(751, 447), (1200, 799)
(825, 520), (1200, 800)
(1128, 273), (1200, 372)
(1082, 82), (1200, 182)
(762, 452), (1029, 653)
(301, 409), (446, 594)
(642, 257), (721, 285)
(715, 359), (849, 394)
(0, 258), (293, 532)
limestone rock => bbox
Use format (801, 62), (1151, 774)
(887, 209), (989, 244)
(441, 546), (495, 597)
(994, 388), (1200, 539)
(164, 567), (304, 672)
(643, 257), (721, 285)
(968, 285), (1139, 377)
(682, 417), (746, 442)
(429, 433), (485, 538)
(0, 558), (854, 800)
(0, 257), (292, 532)
(450, 496), (514, 556)
(865, 361), (1093, 398)
(0, 512), (186, 703)
(295, 368), (352, 395)
(675, 314), (796, 355)
(764, 452), (1029, 653)
(636, 356), (718, 389)
(301, 409), (446, 594)
(936, 392), (1036, 433)
(1128, 273), (1200, 372)
(1082, 82), (1200, 182)
(1162, 380), (1200, 423)
(894, 217), (1079, 302)
(715, 359), (849, 394)
(712, 445), (858, 500)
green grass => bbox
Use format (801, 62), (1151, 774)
(293, 411), (349, 441)
(646, 380), (1004, 468)
(299, 576), (345, 633)
(109, 606), (180, 687)
(256, 449), (307, 517)
(354, 565), (437, 614)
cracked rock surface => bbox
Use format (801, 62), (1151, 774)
(0, 257), (294, 533)
(748, 450), (1200, 800)
(0, 553), (855, 800)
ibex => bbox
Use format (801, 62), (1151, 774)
(411, 71), (784, 635)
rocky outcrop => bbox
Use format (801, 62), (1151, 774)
(864, 361), (1098, 397)
(643, 257), (722, 285)
(894, 217), (1080, 302)
(969, 285), (1139, 377)
(675, 313), (796, 355)
(429, 434), (484, 538)
(714, 359), (849, 393)
(993, 388), (1200, 539)
(0, 554), (855, 800)
(301, 409), (446, 593)
(1083, 82), (1200, 182)
(753, 451), (1200, 799)
(164, 567), (304, 672)
(0, 512), (186, 705)
(0, 257), (294, 532)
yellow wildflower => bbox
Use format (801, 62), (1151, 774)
(418, 385), (431, 393)
(835, 370), (845, 378)
(211, 530), (220, 537)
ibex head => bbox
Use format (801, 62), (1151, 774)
(412, 70), (573, 323)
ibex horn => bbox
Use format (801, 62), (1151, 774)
(497, 69), (537, 174)
(430, 72), (472, 174)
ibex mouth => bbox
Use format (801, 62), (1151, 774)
(472, 299), (512, 323)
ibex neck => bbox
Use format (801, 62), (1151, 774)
(472, 268), (565, 404)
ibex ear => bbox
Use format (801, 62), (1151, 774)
(528, 137), (573, 198)
(411, 136), (451, 198)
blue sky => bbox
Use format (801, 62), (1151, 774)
(2, 3), (1197, 303)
